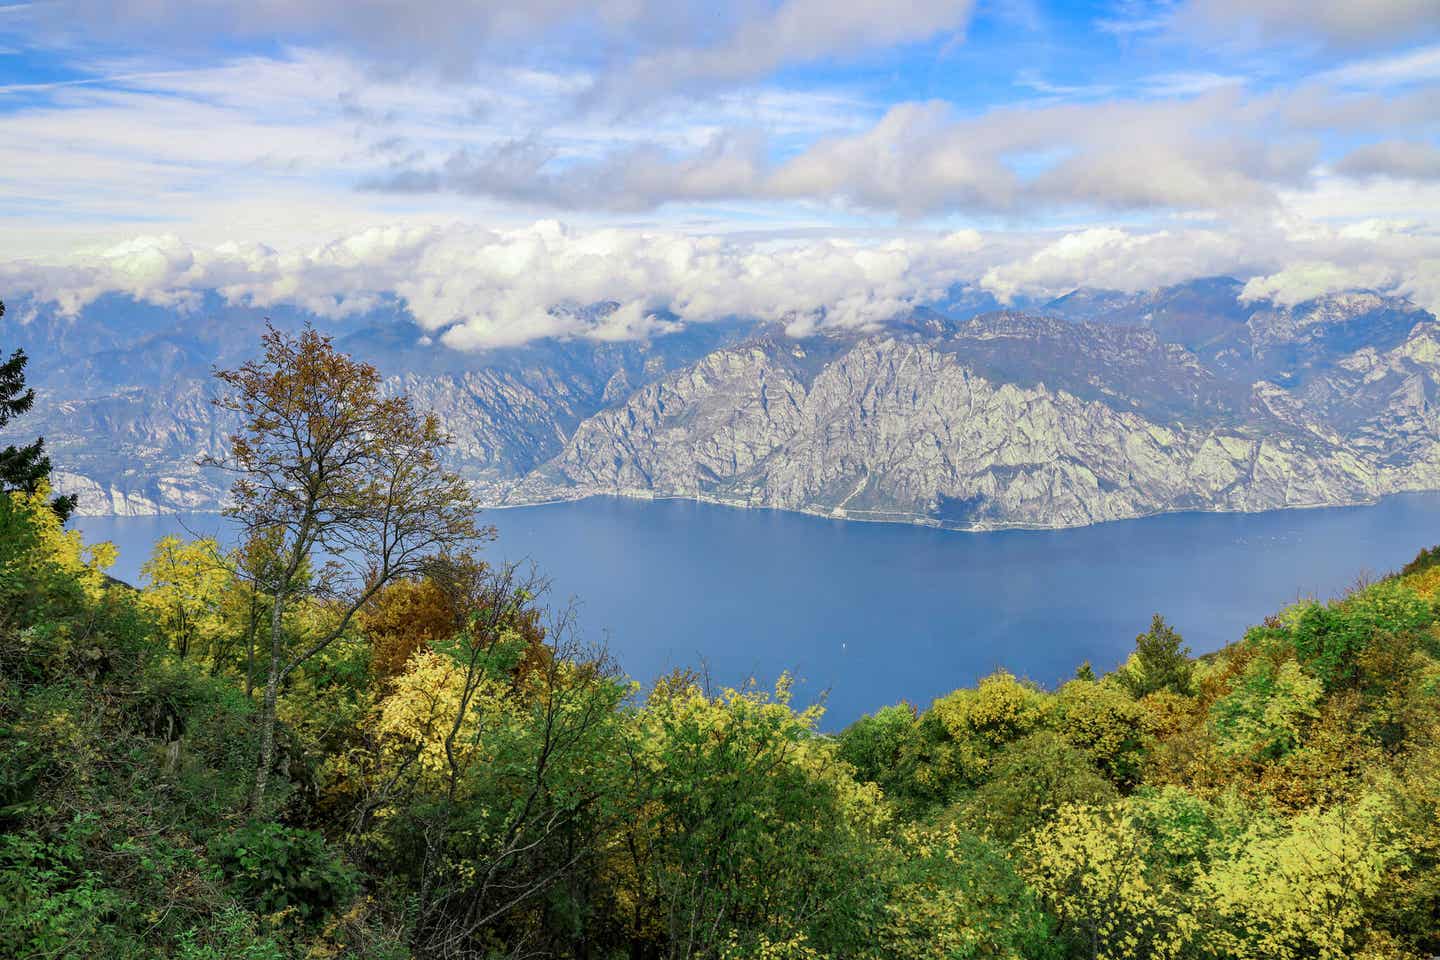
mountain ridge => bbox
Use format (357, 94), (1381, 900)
(7, 279), (1439, 528)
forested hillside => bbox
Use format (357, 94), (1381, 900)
(8, 474), (1440, 960)
(5, 325), (1440, 960)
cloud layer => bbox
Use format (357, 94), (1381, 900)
(5, 216), (1438, 349)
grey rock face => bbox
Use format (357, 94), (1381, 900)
(9, 283), (1440, 530)
(509, 329), (1434, 529)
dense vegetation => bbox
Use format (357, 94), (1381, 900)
(4, 321), (1440, 959)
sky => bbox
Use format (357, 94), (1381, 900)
(0, 0), (1438, 347)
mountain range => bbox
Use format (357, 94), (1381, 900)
(4, 278), (1439, 530)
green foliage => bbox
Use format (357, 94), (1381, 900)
(836, 702), (917, 799)
(907, 670), (1047, 801)
(1051, 678), (1148, 787)
(9, 465), (1440, 959)
(1399, 544), (1440, 577)
(879, 824), (1055, 960)
(1292, 582), (1434, 690)
(1121, 614), (1193, 698)
(1208, 656), (1323, 761)
(211, 822), (357, 926)
(1021, 802), (1194, 960)
(0, 820), (130, 959)
(175, 905), (286, 960)
(956, 731), (1119, 846)
(0, 302), (77, 520)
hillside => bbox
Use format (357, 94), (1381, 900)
(4, 482), (1440, 958)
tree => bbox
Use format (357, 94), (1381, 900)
(221, 528), (296, 698)
(1195, 795), (1402, 959)
(139, 536), (228, 662)
(0, 300), (76, 521)
(208, 324), (486, 810)
(880, 823), (1052, 959)
(348, 561), (627, 959)
(956, 731), (1118, 846)
(613, 676), (887, 960)
(1123, 615), (1193, 699)
(1021, 802), (1195, 960)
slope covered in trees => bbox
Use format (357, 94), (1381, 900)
(4, 325), (1440, 959)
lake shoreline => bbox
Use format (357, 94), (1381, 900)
(74, 485), (1407, 537)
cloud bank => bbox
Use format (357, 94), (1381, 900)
(5, 218), (1438, 349)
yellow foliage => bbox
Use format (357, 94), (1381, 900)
(881, 823), (1035, 960)
(1209, 658), (1323, 761)
(374, 649), (510, 788)
(1195, 794), (1403, 960)
(139, 535), (230, 660)
(1400, 562), (1440, 599)
(720, 930), (823, 960)
(1050, 678), (1147, 783)
(1021, 803), (1195, 960)
(922, 671), (1047, 786)
(8, 483), (114, 599)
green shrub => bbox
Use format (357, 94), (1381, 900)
(211, 822), (357, 926)
(175, 905), (285, 960)
(836, 702), (917, 795)
(1291, 582), (1433, 691)
(0, 820), (132, 959)
(954, 731), (1118, 845)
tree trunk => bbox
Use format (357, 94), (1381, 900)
(243, 588), (259, 698)
(250, 584), (287, 812)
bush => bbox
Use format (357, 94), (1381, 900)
(0, 822), (131, 959)
(1291, 582), (1433, 691)
(836, 702), (917, 798)
(175, 905), (286, 960)
(955, 731), (1118, 845)
(211, 822), (357, 927)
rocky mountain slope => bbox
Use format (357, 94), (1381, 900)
(5, 281), (1439, 530)
(508, 302), (1440, 528)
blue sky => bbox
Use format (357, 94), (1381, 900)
(0, 0), (1438, 347)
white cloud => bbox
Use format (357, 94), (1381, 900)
(1334, 141), (1440, 181)
(1240, 261), (1399, 305)
(0, 1), (1435, 316)
(980, 216), (1440, 312)
(370, 85), (1332, 217)
(603, 0), (976, 99)
(1181, 0), (1440, 50)
(366, 130), (772, 211)
(765, 89), (1315, 215)
(979, 227), (1257, 302)
(2, 36), (1435, 232)
(6, 214), (1440, 350)
(1140, 71), (1245, 97)
(1317, 43), (1440, 89)
(0, 223), (997, 348)
(1235, 218), (1440, 307)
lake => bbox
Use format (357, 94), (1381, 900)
(74, 494), (1440, 728)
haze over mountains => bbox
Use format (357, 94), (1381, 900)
(7, 277), (1439, 530)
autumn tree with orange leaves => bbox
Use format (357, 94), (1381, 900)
(208, 324), (488, 810)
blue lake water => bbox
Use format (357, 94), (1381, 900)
(74, 494), (1440, 728)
